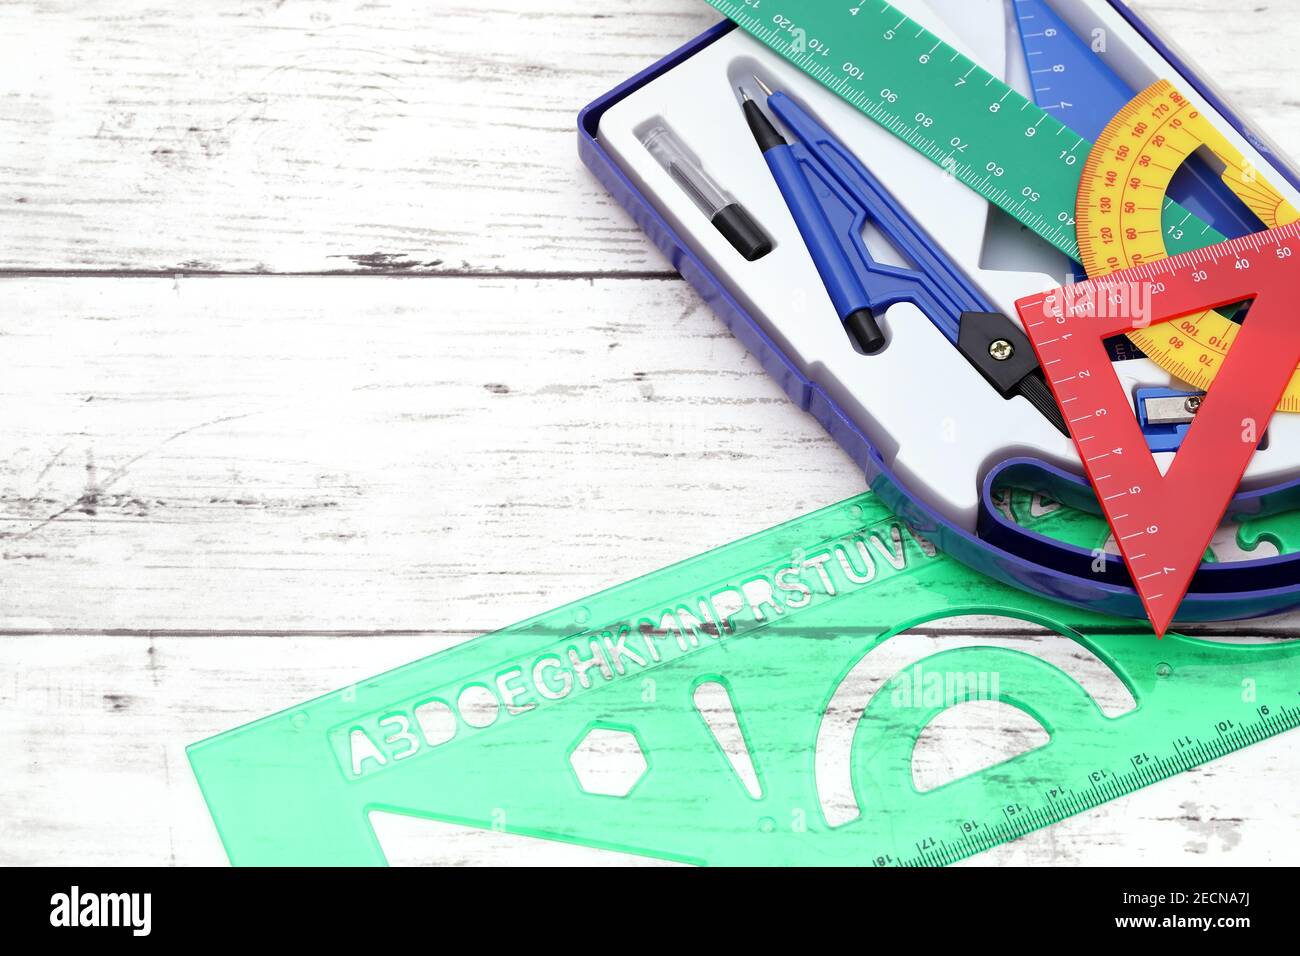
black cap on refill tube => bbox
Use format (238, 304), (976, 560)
(712, 203), (773, 261)
(642, 119), (773, 263)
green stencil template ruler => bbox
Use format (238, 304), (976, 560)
(189, 493), (1300, 866)
(703, 0), (1221, 262)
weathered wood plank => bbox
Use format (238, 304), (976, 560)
(0, 275), (864, 630)
(0, 0), (1294, 273)
(0, 0), (717, 274)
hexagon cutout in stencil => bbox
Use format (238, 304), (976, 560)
(568, 726), (648, 797)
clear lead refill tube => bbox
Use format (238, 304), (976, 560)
(641, 124), (773, 261)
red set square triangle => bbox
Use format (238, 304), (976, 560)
(1015, 224), (1300, 635)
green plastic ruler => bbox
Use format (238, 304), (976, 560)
(704, 0), (1223, 259)
(189, 492), (1299, 866)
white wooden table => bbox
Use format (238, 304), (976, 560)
(0, 0), (1296, 866)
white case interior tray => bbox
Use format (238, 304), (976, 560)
(596, 0), (1300, 541)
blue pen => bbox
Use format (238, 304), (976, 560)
(740, 76), (1067, 434)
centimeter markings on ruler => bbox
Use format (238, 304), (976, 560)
(884, 702), (1300, 867)
(707, 0), (1222, 265)
(713, 1), (1083, 254)
(1012, 0), (1132, 137)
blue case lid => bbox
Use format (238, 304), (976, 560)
(577, 9), (1300, 623)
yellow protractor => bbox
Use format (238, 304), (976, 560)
(1076, 80), (1300, 411)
